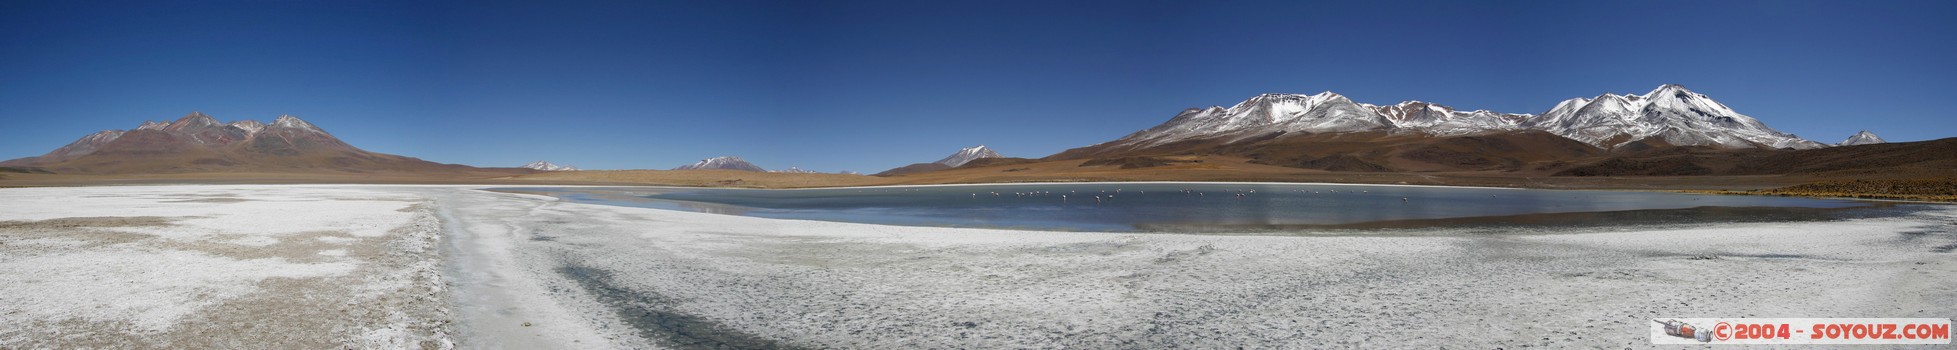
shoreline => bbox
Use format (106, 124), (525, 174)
(738, 180), (1533, 191)
(484, 187), (1905, 238)
(1684, 189), (1957, 204)
(6, 171), (1948, 204)
(0, 179), (1541, 191)
(11, 178), (1948, 206)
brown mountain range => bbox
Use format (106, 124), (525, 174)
(1, 112), (524, 176)
(862, 127), (1954, 190)
(1053, 128), (1949, 177)
(1048, 130), (1607, 173)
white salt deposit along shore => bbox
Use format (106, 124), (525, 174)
(433, 187), (1957, 349)
(4, 185), (1954, 348)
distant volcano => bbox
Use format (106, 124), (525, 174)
(876, 145), (1006, 176)
(1, 112), (496, 175)
(1838, 131), (1886, 146)
(675, 156), (766, 172)
(522, 160), (580, 171)
(934, 145), (1002, 167)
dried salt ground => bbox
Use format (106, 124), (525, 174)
(3, 184), (1953, 348)
(0, 185), (451, 348)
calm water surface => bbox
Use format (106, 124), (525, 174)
(494, 183), (1889, 233)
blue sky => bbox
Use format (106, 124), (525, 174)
(3, 0), (1953, 172)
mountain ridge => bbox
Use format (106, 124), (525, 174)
(1065, 85), (1829, 160)
(1, 112), (509, 175)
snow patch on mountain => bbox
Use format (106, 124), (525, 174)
(934, 145), (1003, 167)
(44, 130), (126, 159)
(675, 156), (766, 172)
(1838, 130), (1886, 146)
(166, 112), (222, 132)
(227, 120), (265, 134)
(521, 161), (580, 171)
(1371, 101), (1531, 136)
(270, 115), (325, 134)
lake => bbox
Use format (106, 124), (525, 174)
(493, 182), (1883, 233)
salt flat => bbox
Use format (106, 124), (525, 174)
(0, 185), (451, 348)
(3, 185), (1953, 348)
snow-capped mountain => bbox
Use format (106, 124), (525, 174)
(521, 161), (579, 171)
(1838, 131), (1886, 146)
(771, 167), (818, 173)
(935, 145), (1003, 167)
(1090, 84), (1825, 152)
(874, 145), (1010, 176)
(1531, 85), (1823, 149)
(674, 156), (766, 172)
(1110, 92), (1392, 151)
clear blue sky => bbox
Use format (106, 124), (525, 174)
(3, 0), (1953, 172)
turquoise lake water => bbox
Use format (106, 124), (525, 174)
(494, 183), (1886, 233)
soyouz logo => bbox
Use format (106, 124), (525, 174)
(1651, 318), (1951, 345)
